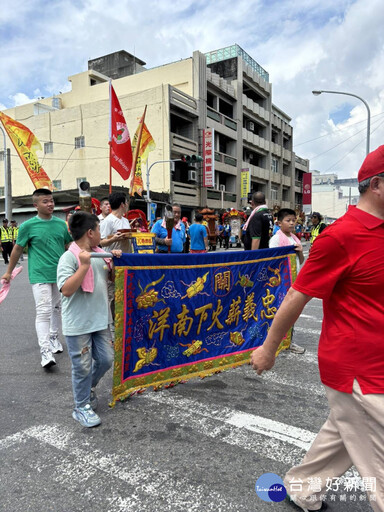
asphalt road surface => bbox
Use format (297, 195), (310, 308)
(0, 251), (373, 512)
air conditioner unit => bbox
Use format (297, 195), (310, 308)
(219, 184), (226, 191)
(188, 170), (197, 183)
(248, 121), (255, 131)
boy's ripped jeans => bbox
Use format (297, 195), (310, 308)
(65, 329), (114, 408)
(31, 283), (61, 353)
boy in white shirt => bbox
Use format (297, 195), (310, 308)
(269, 208), (305, 354)
(269, 208), (304, 266)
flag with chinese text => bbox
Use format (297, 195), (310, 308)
(130, 122), (156, 196)
(0, 111), (53, 190)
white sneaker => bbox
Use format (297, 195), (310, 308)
(41, 350), (56, 368)
(289, 342), (306, 354)
(50, 336), (63, 354)
(72, 404), (101, 428)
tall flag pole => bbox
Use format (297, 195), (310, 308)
(109, 83), (133, 193)
(0, 111), (53, 190)
(129, 105), (147, 196)
(109, 80), (112, 194)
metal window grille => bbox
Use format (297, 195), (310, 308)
(44, 142), (53, 154)
(52, 180), (62, 191)
(75, 136), (85, 149)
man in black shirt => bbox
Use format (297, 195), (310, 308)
(243, 192), (273, 250)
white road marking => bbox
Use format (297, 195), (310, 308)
(261, 370), (325, 397)
(0, 424), (235, 512)
(294, 326), (321, 335)
(144, 393), (316, 457)
(298, 313), (323, 322)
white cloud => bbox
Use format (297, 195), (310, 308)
(9, 92), (38, 106)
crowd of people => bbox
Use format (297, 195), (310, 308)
(0, 188), (324, 424)
(1, 145), (383, 509)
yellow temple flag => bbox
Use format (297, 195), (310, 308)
(130, 117), (156, 197)
(0, 111), (53, 190)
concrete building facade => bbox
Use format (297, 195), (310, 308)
(0, 45), (309, 219)
(311, 171), (359, 222)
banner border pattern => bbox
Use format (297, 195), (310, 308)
(111, 252), (297, 406)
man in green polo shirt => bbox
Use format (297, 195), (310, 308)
(1, 189), (72, 368)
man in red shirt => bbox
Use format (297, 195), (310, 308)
(251, 145), (384, 512)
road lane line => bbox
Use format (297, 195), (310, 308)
(294, 326), (321, 335)
(1, 424), (236, 512)
(298, 314), (323, 322)
(144, 393), (316, 454)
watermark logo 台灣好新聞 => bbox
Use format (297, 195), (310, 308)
(255, 472), (287, 503)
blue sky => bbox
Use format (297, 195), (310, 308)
(1, 0), (384, 178)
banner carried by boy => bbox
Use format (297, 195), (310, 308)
(111, 247), (297, 404)
(0, 111), (53, 190)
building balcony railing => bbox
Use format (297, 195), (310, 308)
(170, 133), (198, 154)
(295, 155), (309, 171)
(173, 182), (200, 207)
(283, 148), (292, 162)
(243, 161), (269, 181)
(224, 155), (237, 166)
(205, 44), (269, 82)
(270, 142), (282, 157)
(242, 128), (269, 152)
(214, 151), (237, 167)
(207, 107), (237, 132)
(170, 86), (198, 114)
(242, 95), (270, 122)
(207, 189), (237, 202)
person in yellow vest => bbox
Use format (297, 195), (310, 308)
(0, 218), (13, 264)
(11, 220), (24, 261)
(310, 212), (327, 247)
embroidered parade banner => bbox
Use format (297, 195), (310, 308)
(111, 246), (297, 404)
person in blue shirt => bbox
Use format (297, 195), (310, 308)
(188, 213), (208, 253)
(151, 204), (186, 253)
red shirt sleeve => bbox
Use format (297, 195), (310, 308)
(293, 232), (351, 299)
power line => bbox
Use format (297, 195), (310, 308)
(308, 113), (384, 162)
(53, 147), (76, 182)
(294, 110), (384, 148)
(323, 117), (384, 173)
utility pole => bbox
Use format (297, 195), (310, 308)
(6, 148), (12, 221)
(145, 159), (181, 221)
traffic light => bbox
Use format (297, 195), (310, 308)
(181, 154), (203, 163)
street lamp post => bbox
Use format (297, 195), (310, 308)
(312, 89), (371, 155)
(145, 159), (181, 222)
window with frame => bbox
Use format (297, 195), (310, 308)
(76, 177), (87, 188)
(271, 186), (278, 201)
(0, 186), (4, 197)
(271, 158), (278, 173)
(44, 142), (53, 154)
(0, 151), (4, 161)
(75, 136), (85, 149)
(52, 180), (62, 191)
